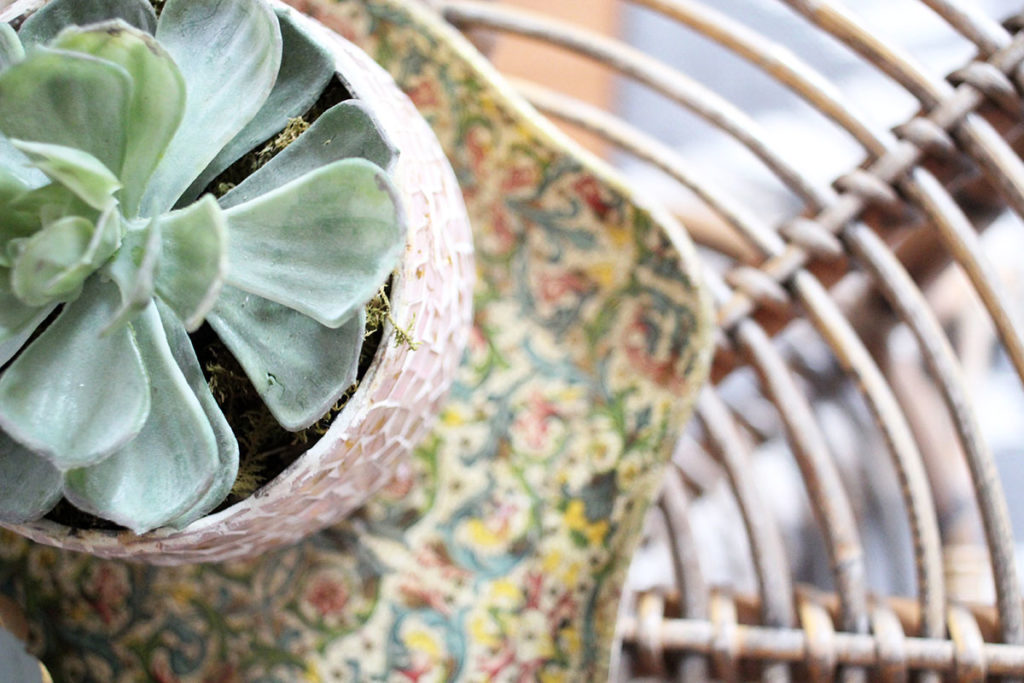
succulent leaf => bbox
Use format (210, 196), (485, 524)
(154, 195), (228, 331)
(0, 47), (130, 175)
(102, 215), (161, 333)
(0, 170), (37, 265)
(17, 0), (156, 47)
(141, 0), (282, 215)
(220, 101), (397, 209)
(209, 287), (365, 431)
(10, 208), (120, 306)
(0, 279), (47, 345)
(0, 135), (49, 189)
(51, 22), (187, 217)
(0, 429), (62, 523)
(0, 279), (150, 470)
(6, 182), (96, 241)
(63, 302), (218, 533)
(12, 140), (120, 211)
(0, 23), (24, 70)
(156, 301), (238, 528)
(182, 9), (334, 204)
(224, 158), (404, 328)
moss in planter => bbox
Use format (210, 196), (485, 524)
(197, 285), (389, 506)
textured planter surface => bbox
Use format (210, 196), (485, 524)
(0, 0), (475, 564)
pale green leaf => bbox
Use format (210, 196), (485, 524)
(0, 47), (130, 174)
(154, 195), (227, 330)
(4, 182), (95, 245)
(224, 158), (404, 328)
(156, 301), (238, 529)
(102, 216), (160, 332)
(0, 429), (62, 523)
(0, 279), (150, 470)
(0, 23), (24, 70)
(141, 0), (281, 215)
(63, 302), (219, 533)
(11, 139), (120, 210)
(52, 22), (186, 216)
(0, 134), (47, 188)
(209, 286), (364, 431)
(0, 304), (54, 366)
(9, 204), (120, 307)
(0, 168), (36, 266)
(220, 101), (397, 209)
(11, 216), (94, 306)
(17, 0), (157, 46)
(183, 9), (334, 203)
(0, 277), (47, 345)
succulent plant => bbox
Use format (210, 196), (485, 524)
(0, 0), (406, 532)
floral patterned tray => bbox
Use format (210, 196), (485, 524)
(0, 0), (712, 680)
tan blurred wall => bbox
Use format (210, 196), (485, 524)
(488, 0), (619, 156)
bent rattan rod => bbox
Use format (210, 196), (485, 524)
(489, 8), (1023, 647)
(440, 1), (833, 211)
(774, 0), (1024, 214)
(657, 466), (712, 680)
(618, 6), (1024, 598)
(778, 0), (1024, 313)
(916, 0), (1012, 55)
(778, 0), (1024, 648)
(517, 80), (943, 642)
(618, 614), (1024, 677)
(624, 0), (1024, 426)
(697, 390), (797, 629)
(617, 6), (1024, 602)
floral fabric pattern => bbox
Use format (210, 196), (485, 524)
(0, 0), (712, 680)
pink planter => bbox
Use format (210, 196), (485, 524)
(0, 0), (475, 564)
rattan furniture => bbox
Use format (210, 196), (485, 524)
(436, 1), (1024, 680)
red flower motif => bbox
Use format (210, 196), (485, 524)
(408, 79), (439, 109)
(536, 270), (590, 304)
(623, 311), (688, 392)
(501, 165), (538, 193)
(86, 565), (126, 626)
(306, 577), (349, 617)
(513, 392), (560, 451)
(573, 175), (615, 219)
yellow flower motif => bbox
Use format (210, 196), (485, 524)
(559, 625), (582, 656)
(169, 583), (197, 605)
(440, 407), (466, 427)
(584, 261), (618, 289)
(564, 499), (610, 546)
(488, 578), (523, 608)
(464, 519), (507, 548)
(405, 629), (442, 659)
(539, 670), (568, 683)
(541, 549), (562, 574)
(608, 222), (631, 248)
(302, 664), (322, 682)
(556, 386), (585, 403)
(469, 613), (502, 650)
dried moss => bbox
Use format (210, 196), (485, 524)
(196, 283), (394, 506)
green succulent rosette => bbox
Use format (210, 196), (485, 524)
(0, 0), (406, 532)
